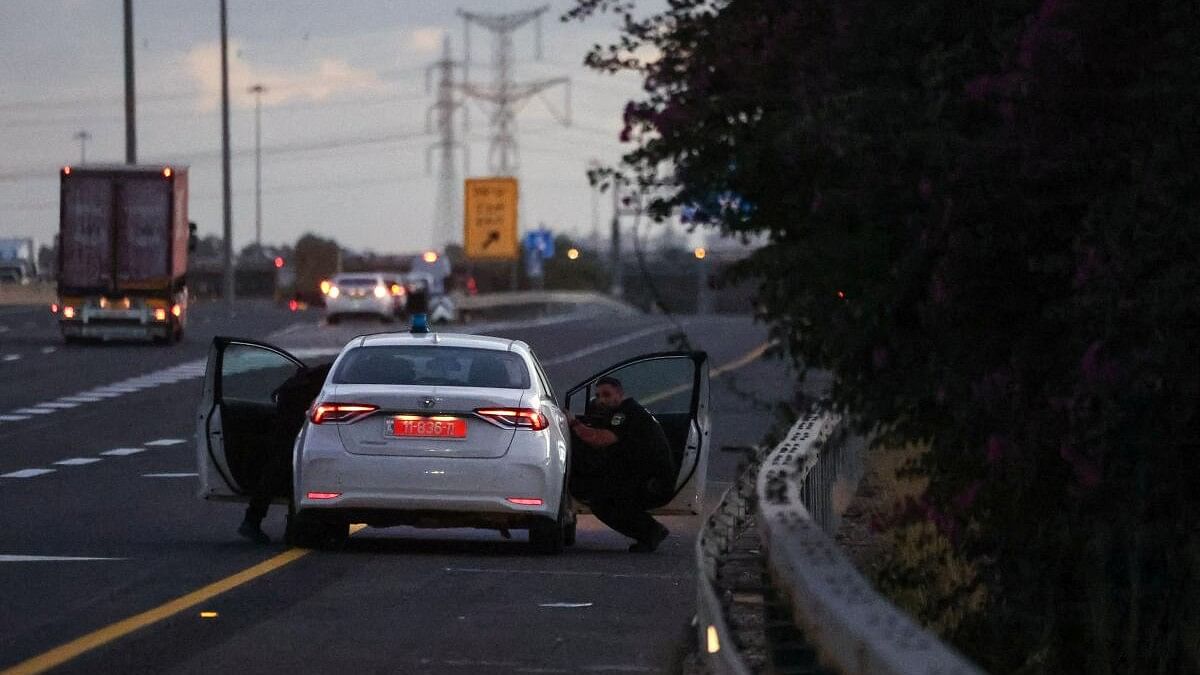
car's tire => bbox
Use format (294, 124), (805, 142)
(285, 511), (348, 550)
(530, 490), (570, 555)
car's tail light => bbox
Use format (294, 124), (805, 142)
(62, 306), (77, 319)
(50, 303), (59, 314)
(390, 283), (405, 297)
(310, 403), (378, 424)
(506, 497), (544, 506)
(373, 285), (388, 299)
(171, 304), (182, 317)
(474, 408), (549, 431)
(307, 491), (341, 500)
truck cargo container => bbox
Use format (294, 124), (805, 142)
(56, 164), (192, 344)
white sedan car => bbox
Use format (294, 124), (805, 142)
(196, 328), (711, 553)
(323, 273), (405, 324)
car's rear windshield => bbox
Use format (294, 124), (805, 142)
(332, 346), (530, 389)
(335, 277), (379, 287)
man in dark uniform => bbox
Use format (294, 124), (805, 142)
(238, 362), (333, 544)
(568, 376), (674, 552)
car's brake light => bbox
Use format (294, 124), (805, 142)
(307, 491), (341, 500)
(311, 403), (378, 424)
(390, 283), (405, 297)
(474, 408), (549, 431)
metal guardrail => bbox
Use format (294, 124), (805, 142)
(696, 409), (984, 674)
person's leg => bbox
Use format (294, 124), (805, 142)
(589, 498), (667, 547)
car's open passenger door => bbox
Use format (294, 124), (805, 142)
(196, 337), (305, 501)
(565, 351), (710, 515)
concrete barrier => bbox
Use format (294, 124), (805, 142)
(0, 283), (55, 306)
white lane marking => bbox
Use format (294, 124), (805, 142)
(2, 354), (19, 362)
(1, 468), (56, 478)
(541, 323), (677, 366)
(13, 408), (55, 415)
(59, 396), (104, 403)
(142, 472), (198, 478)
(101, 448), (145, 456)
(54, 458), (102, 466)
(443, 567), (684, 580)
(539, 602), (594, 608)
(267, 322), (308, 338)
(81, 392), (123, 399)
(36, 402), (79, 409)
(0, 415), (31, 422)
(41, 346), (57, 354)
(144, 438), (186, 447)
(0, 555), (126, 562)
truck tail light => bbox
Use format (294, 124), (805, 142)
(474, 408), (549, 431)
(171, 304), (182, 317)
(154, 308), (167, 322)
(62, 306), (76, 319)
(310, 403), (378, 425)
(50, 304), (59, 314)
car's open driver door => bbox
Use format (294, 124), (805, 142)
(565, 351), (710, 515)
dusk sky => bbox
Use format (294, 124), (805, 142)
(0, 1), (661, 255)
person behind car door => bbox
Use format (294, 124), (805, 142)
(568, 376), (674, 552)
(238, 362), (333, 544)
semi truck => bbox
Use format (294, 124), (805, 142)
(0, 237), (37, 284)
(55, 164), (193, 344)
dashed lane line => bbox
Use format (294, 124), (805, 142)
(0, 415), (30, 422)
(1, 468), (55, 479)
(2, 354), (19, 362)
(100, 448), (145, 457)
(54, 458), (103, 466)
(0, 555), (127, 563)
(35, 402), (79, 410)
(12, 408), (54, 416)
(142, 473), (198, 478)
(144, 438), (186, 447)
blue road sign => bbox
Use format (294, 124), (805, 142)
(522, 229), (555, 259)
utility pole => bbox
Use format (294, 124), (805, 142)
(425, 37), (467, 248)
(249, 83), (267, 250)
(458, 5), (571, 289)
(123, 0), (136, 164)
(219, 0), (235, 306)
(74, 130), (91, 164)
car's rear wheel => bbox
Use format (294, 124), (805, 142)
(530, 490), (570, 555)
(285, 511), (348, 550)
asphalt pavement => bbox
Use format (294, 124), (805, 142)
(0, 301), (802, 674)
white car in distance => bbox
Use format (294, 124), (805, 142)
(324, 273), (405, 324)
(196, 329), (711, 553)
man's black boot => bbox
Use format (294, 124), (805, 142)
(237, 519), (270, 544)
(628, 524), (669, 553)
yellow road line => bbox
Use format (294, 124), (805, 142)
(4, 524), (368, 675)
(642, 341), (775, 406)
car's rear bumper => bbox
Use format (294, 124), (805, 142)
(294, 448), (564, 527)
(324, 297), (392, 317)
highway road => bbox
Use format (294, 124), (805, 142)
(0, 301), (802, 674)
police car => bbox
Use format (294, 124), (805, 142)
(195, 318), (710, 553)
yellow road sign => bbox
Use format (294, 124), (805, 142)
(464, 177), (518, 261)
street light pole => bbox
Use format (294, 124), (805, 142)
(219, 0), (235, 306)
(609, 183), (623, 298)
(249, 83), (267, 249)
(122, 0), (136, 164)
(74, 130), (91, 164)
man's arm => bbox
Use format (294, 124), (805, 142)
(569, 416), (619, 447)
